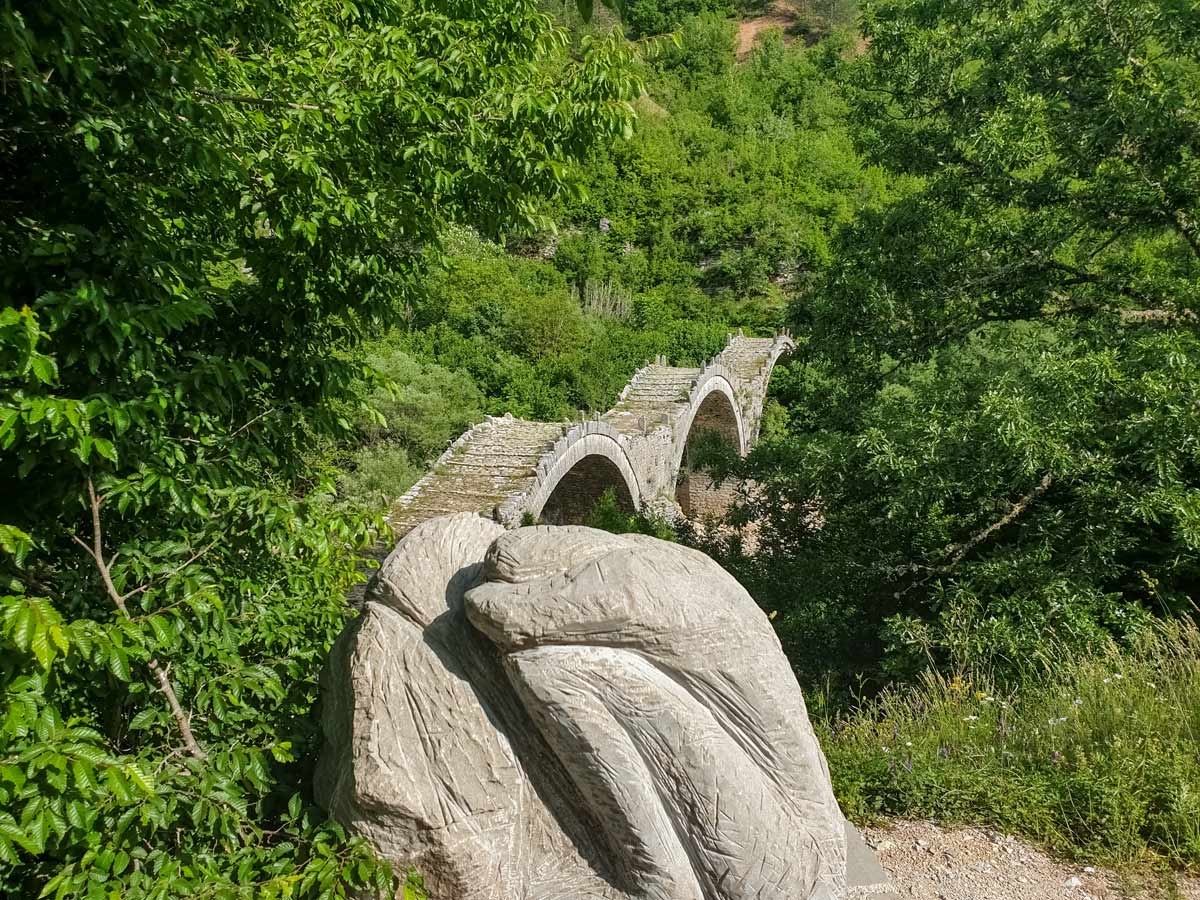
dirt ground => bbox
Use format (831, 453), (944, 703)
(863, 819), (1200, 900)
(736, 2), (803, 59)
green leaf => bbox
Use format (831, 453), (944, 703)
(0, 408), (19, 444)
(124, 763), (155, 795)
(24, 804), (48, 853)
(92, 437), (117, 462)
(44, 801), (68, 840)
(128, 708), (158, 731)
(71, 759), (99, 794)
(147, 615), (173, 646)
(64, 799), (88, 829)
(0, 833), (16, 866)
(106, 646), (130, 682)
(29, 354), (58, 384)
(2, 596), (65, 669)
(0, 525), (33, 565)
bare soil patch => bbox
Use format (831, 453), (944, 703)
(736, 2), (807, 60)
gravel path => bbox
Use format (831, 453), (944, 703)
(862, 819), (1200, 900)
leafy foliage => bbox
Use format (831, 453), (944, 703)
(0, 0), (636, 895)
(557, 21), (879, 322)
(408, 244), (732, 413)
(622, 0), (736, 37)
(584, 487), (678, 539)
(726, 0), (1200, 687)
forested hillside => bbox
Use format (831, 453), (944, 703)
(2, 0), (1197, 897)
(336, 10), (883, 508)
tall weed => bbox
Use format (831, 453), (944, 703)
(819, 620), (1200, 867)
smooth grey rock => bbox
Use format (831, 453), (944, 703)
(846, 821), (901, 899)
(317, 513), (849, 899)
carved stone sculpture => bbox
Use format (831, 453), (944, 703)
(315, 513), (850, 899)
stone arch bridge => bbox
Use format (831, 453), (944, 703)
(388, 333), (793, 536)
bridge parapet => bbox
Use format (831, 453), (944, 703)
(387, 414), (566, 535)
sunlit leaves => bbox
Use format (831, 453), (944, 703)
(0, 526), (33, 568)
(738, 0), (1200, 688)
(0, 0), (635, 897)
(1, 597), (68, 671)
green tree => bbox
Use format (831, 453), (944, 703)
(738, 0), (1200, 686)
(556, 24), (871, 323)
(623, 0), (735, 37)
(0, 0), (636, 896)
(584, 487), (677, 539)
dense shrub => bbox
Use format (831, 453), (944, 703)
(584, 488), (678, 540)
(623, 0), (735, 37)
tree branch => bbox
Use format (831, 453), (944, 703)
(192, 88), (322, 112)
(1168, 208), (1200, 261)
(1042, 259), (1156, 307)
(122, 538), (218, 603)
(942, 472), (1054, 569)
(894, 473), (1054, 599)
(76, 479), (208, 761)
(230, 408), (276, 439)
(1120, 307), (1199, 326)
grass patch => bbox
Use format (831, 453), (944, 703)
(818, 619), (1200, 868)
(339, 443), (424, 509)
(584, 487), (678, 540)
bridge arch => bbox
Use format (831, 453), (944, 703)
(514, 425), (643, 526)
(742, 339), (794, 443)
(670, 371), (747, 520)
(671, 371), (747, 477)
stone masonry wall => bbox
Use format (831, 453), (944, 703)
(676, 473), (742, 521)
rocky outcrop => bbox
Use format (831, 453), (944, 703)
(316, 513), (848, 900)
